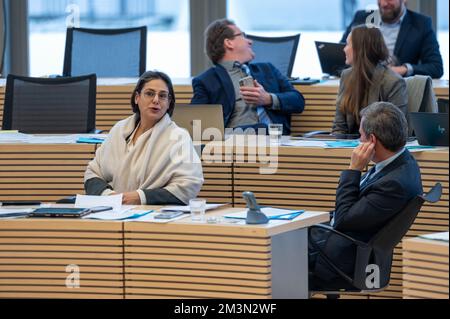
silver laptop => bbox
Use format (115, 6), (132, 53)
(409, 112), (449, 146)
(172, 104), (225, 141)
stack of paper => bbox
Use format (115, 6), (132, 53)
(161, 203), (228, 212)
(419, 232), (449, 242)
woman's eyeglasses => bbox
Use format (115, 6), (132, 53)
(141, 90), (171, 101)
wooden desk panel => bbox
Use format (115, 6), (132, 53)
(123, 208), (328, 299)
(124, 221), (272, 299)
(0, 144), (96, 202)
(233, 146), (352, 211)
(0, 219), (124, 299)
(403, 237), (449, 299)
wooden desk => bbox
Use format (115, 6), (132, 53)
(0, 207), (329, 299)
(1, 78), (448, 133)
(0, 141), (448, 299)
(403, 236), (449, 299)
(124, 207), (328, 299)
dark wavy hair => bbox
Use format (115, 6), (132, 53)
(130, 70), (176, 117)
(205, 19), (236, 64)
(340, 25), (390, 124)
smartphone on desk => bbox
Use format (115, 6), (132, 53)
(154, 211), (185, 219)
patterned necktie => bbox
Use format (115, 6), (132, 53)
(360, 166), (376, 188)
(234, 62), (272, 126)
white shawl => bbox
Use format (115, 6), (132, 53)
(85, 114), (204, 204)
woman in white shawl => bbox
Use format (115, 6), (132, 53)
(84, 71), (204, 205)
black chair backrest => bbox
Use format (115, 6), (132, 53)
(2, 74), (97, 134)
(353, 183), (442, 289)
(63, 26), (147, 77)
(438, 98), (449, 114)
(247, 34), (300, 78)
(370, 183), (442, 251)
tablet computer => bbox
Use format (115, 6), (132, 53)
(30, 206), (112, 218)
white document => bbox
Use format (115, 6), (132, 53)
(84, 209), (152, 220)
(75, 194), (123, 212)
(0, 132), (31, 143)
(26, 135), (80, 144)
(161, 203), (228, 213)
(419, 232), (449, 242)
(129, 212), (189, 223)
(282, 140), (328, 148)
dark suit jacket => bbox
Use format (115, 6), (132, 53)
(341, 9), (443, 79)
(191, 62), (305, 135)
(309, 149), (423, 289)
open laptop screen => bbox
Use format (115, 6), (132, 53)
(315, 41), (348, 77)
(172, 104), (225, 141)
(409, 112), (449, 146)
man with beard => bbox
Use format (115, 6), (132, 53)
(341, 0), (443, 79)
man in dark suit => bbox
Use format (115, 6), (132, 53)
(341, 0), (443, 79)
(191, 19), (305, 135)
(309, 101), (423, 290)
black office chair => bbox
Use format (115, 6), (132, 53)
(247, 34), (300, 79)
(308, 182), (442, 298)
(2, 73), (98, 134)
(437, 98), (449, 114)
(63, 26), (147, 77)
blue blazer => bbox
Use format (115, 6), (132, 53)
(309, 149), (423, 288)
(341, 10), (443, 79)
(191, 62), (305, 135)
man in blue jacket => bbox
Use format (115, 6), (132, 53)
(342, 0), (443, 79)
(309, 102), (423, 290)
(191, 19), (305, 135)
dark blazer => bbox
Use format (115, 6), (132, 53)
(309, 149), (423, 288)
(191, 62), (305, 135)
(341, 9), (443, 79)
(333, 64), (408, 135)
